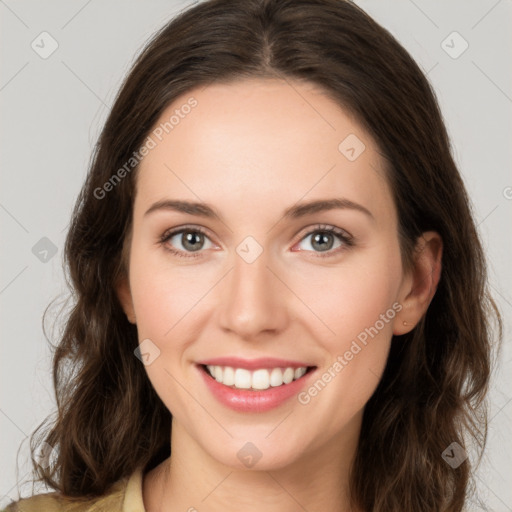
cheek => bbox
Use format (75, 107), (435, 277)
(294, 301), (396, 435)
(290, 244), (402, 345)
(128, 243), (215, 339)
(127, 248), (222, 410)
(291, 247), (400, 408)
(127, 249), (209, 413)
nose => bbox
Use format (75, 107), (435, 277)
(216, 249), (289, 341)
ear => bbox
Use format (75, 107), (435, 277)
(393, 231), (443, 335)
(116, 274), (137, 324)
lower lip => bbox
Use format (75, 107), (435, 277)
(197, 365), (316, 413)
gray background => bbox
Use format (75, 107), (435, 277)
(1, 0), (511, 509)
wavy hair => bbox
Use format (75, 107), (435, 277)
(11, 0), (502, 510)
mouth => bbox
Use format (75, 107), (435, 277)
(196, 356), (318, 412)
(199, 363), (316, 391)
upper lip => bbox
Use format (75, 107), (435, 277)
(196, 357), (314, 370)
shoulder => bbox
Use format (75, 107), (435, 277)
(1, 472), (133, 512)
(1, 491), (119, 511)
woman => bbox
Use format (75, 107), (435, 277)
(4, 0), (502, 510)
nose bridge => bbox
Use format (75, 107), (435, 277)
(217, 246), (287, 338)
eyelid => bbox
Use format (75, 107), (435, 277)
(160, 224), (214, 244)
(293, 223), (353, 244)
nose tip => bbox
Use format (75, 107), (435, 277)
(216, 253), (288, 340)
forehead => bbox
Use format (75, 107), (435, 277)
(135, 78), (395, 228)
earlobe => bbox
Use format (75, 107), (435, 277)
(116, 275), (137, 324)
(393, 231), (443, 335)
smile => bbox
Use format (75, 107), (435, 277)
(196, 357), (317, 412)
(204, 365), (308, 390)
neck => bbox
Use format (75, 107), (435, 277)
(144, 418), (362, 512)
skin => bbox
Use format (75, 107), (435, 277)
(117, 78), (443, 512)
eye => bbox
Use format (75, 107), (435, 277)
(293, 224), (354, 257)
(159, 223), (354, 259)
(160, 226), (216, 258)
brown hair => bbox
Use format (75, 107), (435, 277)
(11, 0), (502, 510)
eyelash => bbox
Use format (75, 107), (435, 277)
(159, 224), (354, 259)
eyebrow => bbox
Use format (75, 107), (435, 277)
(144, 198), (374, 222)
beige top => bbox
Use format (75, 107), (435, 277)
(2, 466), (146, 512)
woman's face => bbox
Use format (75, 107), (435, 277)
(120, 78), (415, 470)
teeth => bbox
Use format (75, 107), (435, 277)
(282, 367), (294, 384)
(270, 368), (283, 387)
(294, 367), (307, 379)
(223, 366), (235, 386)
(204, 365), (309, 390)
(234, 368), (252, 389)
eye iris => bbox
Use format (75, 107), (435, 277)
(312, 232), (334, 252)
(182, 231), (204, 251)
